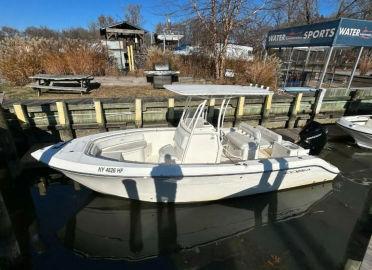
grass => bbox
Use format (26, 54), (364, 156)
(0, 83), (174, 101)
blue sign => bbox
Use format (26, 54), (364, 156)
(334, 18), (372, 47)
(266, 18), (372, 48)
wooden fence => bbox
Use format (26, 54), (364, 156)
(1, 87), (372, 144)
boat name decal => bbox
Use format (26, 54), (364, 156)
(288, 168), (311, 174)
(97, 166), (124, 174)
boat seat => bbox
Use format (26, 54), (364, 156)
(272, 141), (309, 158)
(239, 123), (261, 143)
(224, 131), (259, 160)
(95, 133), (147, 162)
(255, 126), (282, 148)
(365, 118), (372, 128)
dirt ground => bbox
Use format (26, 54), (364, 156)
(0, 84), (175, 101)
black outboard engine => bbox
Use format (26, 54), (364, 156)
(298, 121), (328, 155)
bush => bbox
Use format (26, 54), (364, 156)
(0, 37), (116, 86)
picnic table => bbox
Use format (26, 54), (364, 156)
(29, 74), (94, 96)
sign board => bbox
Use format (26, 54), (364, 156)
(266, 18), (372, 48)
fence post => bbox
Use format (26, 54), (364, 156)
(167, 98), (175, 126)
(94, 100), (106, 131)
(311, 88), (326, 121)
(56, 101), (73, 141)
(235, 96), (245, 126)
(207, 98), (215, 124)
(261, 93), (273, 127)
(288, 92), (303, 128)
(135, 98), (142, 128)
(13, 104), (29, 127)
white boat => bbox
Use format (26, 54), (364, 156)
(337, 115), (372, 149)
(31, 84), (339, 203)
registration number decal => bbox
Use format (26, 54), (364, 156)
(97, 166), (124, 174)
(287, 168), (311, 174)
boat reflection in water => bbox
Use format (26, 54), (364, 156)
(58, 183), (333, 260)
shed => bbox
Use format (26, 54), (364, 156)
(100, 21), (147, 71)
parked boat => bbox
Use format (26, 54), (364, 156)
(337, 115), (372, 149)
(31, 84), (339, 203)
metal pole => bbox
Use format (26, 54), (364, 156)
(284, 47), (294, 87)
(302, 47), (311, 72)
(318, 46), (334, 88)
(330, 49), (342, 87)
(347, 47), (364, 91)
(163, 28), (166, 53)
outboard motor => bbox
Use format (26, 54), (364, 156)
(298, 121), (328, 155)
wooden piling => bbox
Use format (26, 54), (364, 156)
(13, 104), (29, 127)
(56, 101), (73, 141)
(130, 45), (135, 71)
(235, 96), (245, 126)
(135, 98), (142, 128)
(288, 93), (303, 128)
(311, 88), (326, 120)
(167, 98), (175, 125)
(207, 98), (215, 123)
(94, 100), (106, 131)
(261, 93), (273, 127)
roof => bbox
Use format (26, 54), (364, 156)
(164, 84), (272, 97)
(100, 21), (147, 37)
(100, 21), (146, 32)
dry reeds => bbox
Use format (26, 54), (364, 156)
(233, 56), (282, 90)
(0, 37), (116, 85)
(0, 37), (45, 85)
(359, 56), (372, 76)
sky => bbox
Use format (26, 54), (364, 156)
(0, 0), (337, 32)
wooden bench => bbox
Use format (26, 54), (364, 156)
(30, 84), (88, 96)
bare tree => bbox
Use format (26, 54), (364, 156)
(88, 15), (116, 39)
(335, 0), (372, 19)
(25, 26), (59, 39)
(0, 26), (19, 38)
(190, 0), (264, 79)
(124, 4), (144, 27)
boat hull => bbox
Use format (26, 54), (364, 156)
(60, 163), (337, 203)
(31, 128), (339, 203)
(337, 116), (372, 149)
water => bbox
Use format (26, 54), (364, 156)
(2, 134), (372, 270)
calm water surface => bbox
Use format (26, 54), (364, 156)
(5, 133), (372, 270)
